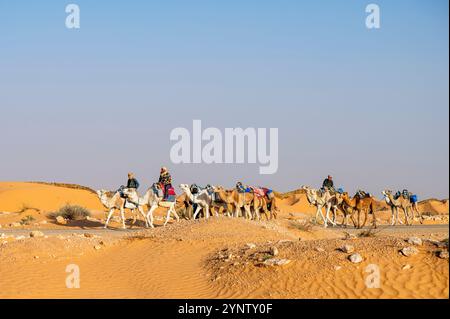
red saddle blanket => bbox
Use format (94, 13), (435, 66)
(159, 183), (176, 196)
(252, 187), (266, 198)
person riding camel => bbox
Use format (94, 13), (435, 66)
(322, 175), (335, 192)
(236, 181), (248, 193)
(119, 172), (140, 198)
(158, 167), (172, 200)
(127, 172), (140, 190)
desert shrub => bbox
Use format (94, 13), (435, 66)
(357, 227), (381, 238)
(20, 215), (36, 225)
(15, 203), (40, 214)
(48, 205), (91, 220)
(289, 220), (314, 232)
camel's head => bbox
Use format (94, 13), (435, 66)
(342, 192), (350, 200)
(179, 184), (189, 191)
(96, 189), (107, 198)
(382, 189), (392, 196)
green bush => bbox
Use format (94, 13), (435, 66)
(20, 215), (36, 225)
(49, 205), (91, 220)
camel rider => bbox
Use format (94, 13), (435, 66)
(236, 182), (249, 193)
(119, 172), (140, 198)
(127, 172), (140, 190)
(158, 167), (172, 200)
(322, 175), (334, 191)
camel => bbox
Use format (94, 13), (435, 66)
(123, 184), (179, 228)
(179, 184), (212, 220)
(251, 187), (281, 221)
(335, 192), (357, 227)
(213, 186), (272, 221)
(382, 190), (412, 226)
(96, 189), (148, 229)
(301, 186), (337, 228)
(341, 192), (377, 228)
(230, 188), (256, 219)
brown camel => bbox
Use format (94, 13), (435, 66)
(214, 187), (266, 220)
(341, 192), (377, 228)
(382, 190), (412, 226)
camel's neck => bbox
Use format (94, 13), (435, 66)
(183, 188), (195, 202)
(343, 196), (356, 207)
(216, 190), (228, 202)
(100, 194), (115, 208)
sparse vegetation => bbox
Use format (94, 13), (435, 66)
(357, 227), (381, 238)
(15, 203), (40, 215)
(289, 220), (314, 232)
(20, 215), (36, 225)
(48, 204), (91, 221)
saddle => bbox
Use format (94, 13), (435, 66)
(252, 187), (274, 199)
(401, 189), (410, 199)
(153, 183), (176, 201)
(355, 190), (370, 199)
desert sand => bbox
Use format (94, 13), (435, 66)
(0, 182), (448, 299)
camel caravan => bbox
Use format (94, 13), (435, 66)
(96, 169), (278, 229)
(301, 176), (422, 229)
(96, 170), (422, 230)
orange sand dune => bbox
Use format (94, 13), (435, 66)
(0, 182), (103, 213)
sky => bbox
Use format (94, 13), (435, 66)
(0, 0), (448, 199)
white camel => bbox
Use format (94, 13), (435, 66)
(302, 186), (338, 228)
(123, 184), (179, 228)
(179, 184), (212, 220)
(96, 189), (148, 229)
(382, 190), (411, 226)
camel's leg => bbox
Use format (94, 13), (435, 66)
(138, 206), (149, 228)
(316, 205), (327, 227)
(205, 206), (210, 219)
(164, 205), (179, 226)
(253, 202), (261, 221)
(332, 207), (337, 224)
(193, 205), (203, 220)
(371, 207), (377, 229)
(325, 204), (336, 226)
(120, 207), (126, 229)
(390, 206), (395, 226)
(349, 212), (357, 228)
(163, 208), (171, 226)
(396, 207), (403, 225)
(234, 205), (240, 218)
(361, 208), (368, 228)
(146, 205), (157, 228)
(131, 209), (137, 226)
(104, 208), (115, 229)
(172, 205), (180, 222)
(356, 210), (361, 228)
(261, 203), (269, 221)
(404, 207), (410, 226)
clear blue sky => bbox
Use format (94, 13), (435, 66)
(0, 0), (448, 199)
